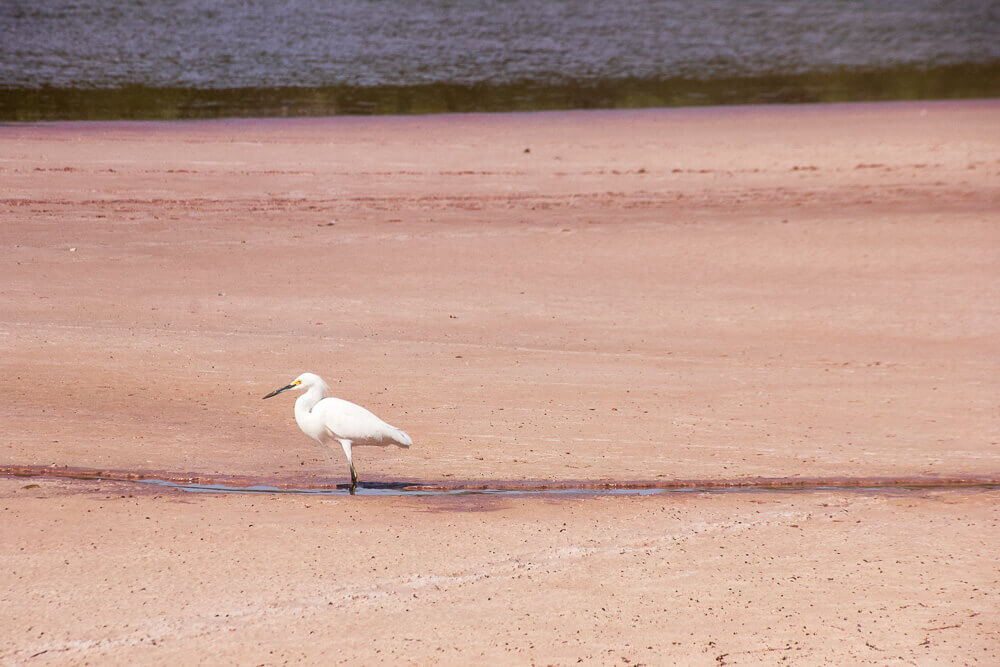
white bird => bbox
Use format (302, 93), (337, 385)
(262, 372), (412, 490)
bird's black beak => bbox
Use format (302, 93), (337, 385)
(262, 384), (295, 399)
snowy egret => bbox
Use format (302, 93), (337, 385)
(262, 372), (412, 491)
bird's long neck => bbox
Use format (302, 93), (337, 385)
(295, 381), (328, 442)
(294, 383), (327, 425)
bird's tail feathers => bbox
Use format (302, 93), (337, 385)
(393, 428), (413, 448)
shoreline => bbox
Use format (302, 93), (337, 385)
(3, 62), (999, 121)
(2, 96), (998, 124)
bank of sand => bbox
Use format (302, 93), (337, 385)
(1, 101), (998, 662)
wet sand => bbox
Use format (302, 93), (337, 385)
(4, 478), (999, 664)
(2, 101), (999, 662)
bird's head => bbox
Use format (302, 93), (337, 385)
(262, 372), (324, 399)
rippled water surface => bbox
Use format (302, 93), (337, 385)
(2, 0), (998, 118)
(4, 0), (999, 88)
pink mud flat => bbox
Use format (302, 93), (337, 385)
(2, 101), (999, 663)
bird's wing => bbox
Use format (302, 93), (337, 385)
(315, 397), (412, 447)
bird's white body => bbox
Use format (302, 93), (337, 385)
(293, 377), (412, 449)
(264, 372), (411, 487)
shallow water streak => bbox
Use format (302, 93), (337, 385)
(139, 479), (692, 497)
(4, 465), (999, 498)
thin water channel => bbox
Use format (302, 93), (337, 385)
(5, 465), (999, 498)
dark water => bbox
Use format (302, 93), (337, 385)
(139, 479), (676, 497)
(138, 479), (1000, 498)
(2, 0), (999, 119)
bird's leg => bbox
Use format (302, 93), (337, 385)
(339, 439), (358, 493)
